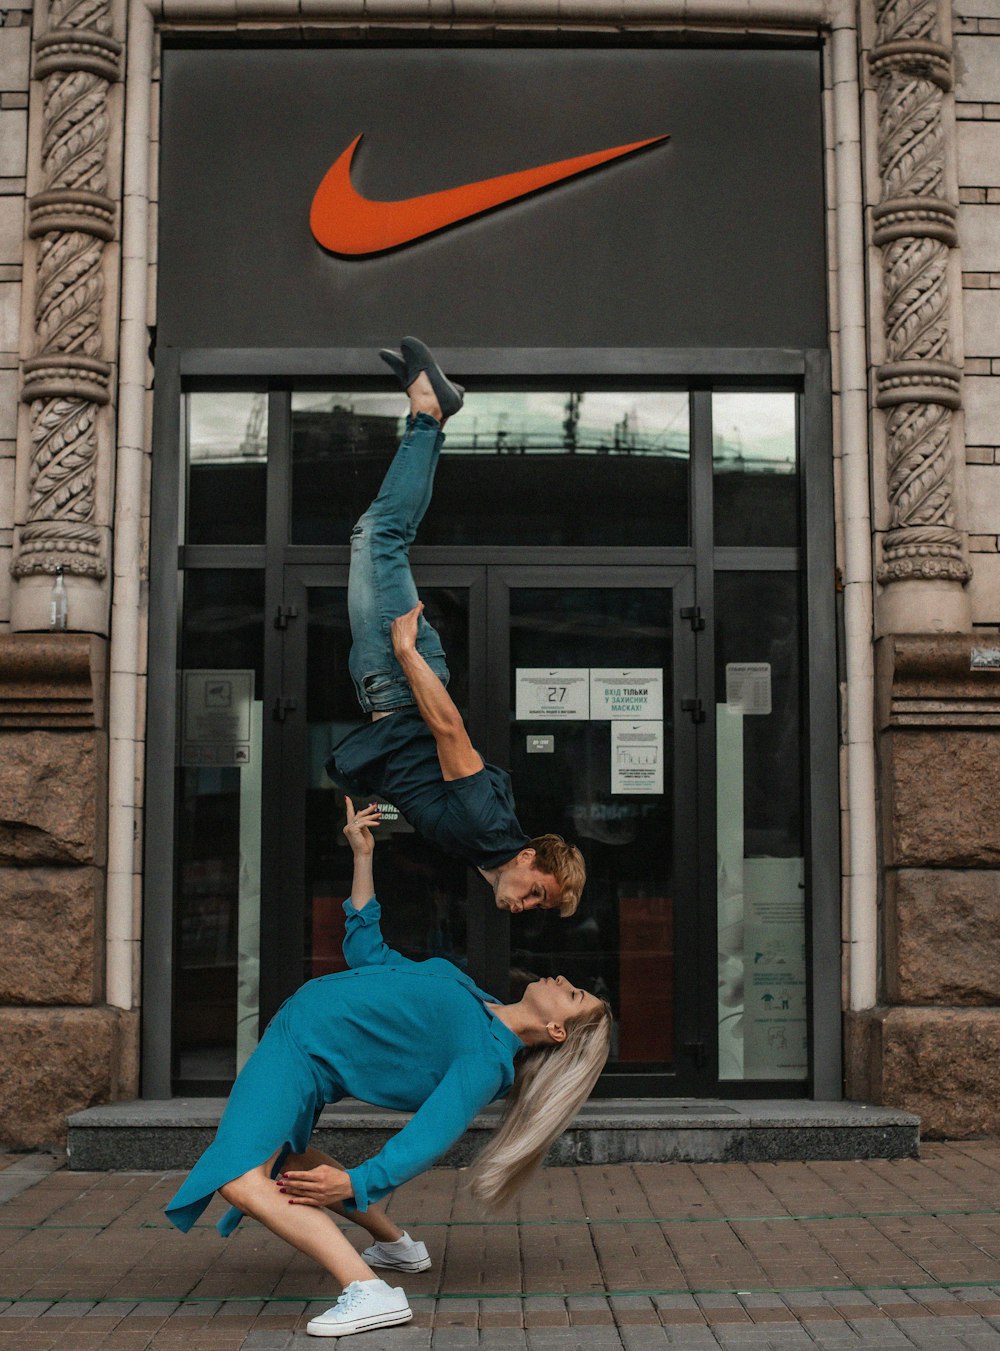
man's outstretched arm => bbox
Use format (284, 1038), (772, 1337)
(390, 603), (484, 782)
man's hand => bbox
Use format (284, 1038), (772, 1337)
(277, 1164), (354, 1208)
(343, 797), (380, 857)
(390, 602), (423, 657)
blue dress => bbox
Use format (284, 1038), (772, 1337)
(164, 898), (524, 1236)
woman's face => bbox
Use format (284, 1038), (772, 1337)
(522, 975), (603, 1035)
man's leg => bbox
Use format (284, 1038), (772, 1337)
(347, 396), (452, 714)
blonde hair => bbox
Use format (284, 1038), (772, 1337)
(528, 834), (586, 917)
(467, 998), (612, 1211)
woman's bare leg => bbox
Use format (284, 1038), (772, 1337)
(220, 1153), (373, 1287)
(282, 1147), (405, 1243)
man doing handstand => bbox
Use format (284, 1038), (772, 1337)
(325, 337), (585, 918)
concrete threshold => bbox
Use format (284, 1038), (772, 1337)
(67, 1098), (919, 1171)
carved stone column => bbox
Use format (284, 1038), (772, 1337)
(10, 0), (122, 634)
(870, 0), (972, 633)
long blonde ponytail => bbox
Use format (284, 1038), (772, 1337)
(467, 1000), (612, 1210)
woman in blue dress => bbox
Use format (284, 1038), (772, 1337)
(165, 799), (611, 1338)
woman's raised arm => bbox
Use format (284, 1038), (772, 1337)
(340, 796), (416, 970)
(343, 796), (380, 910)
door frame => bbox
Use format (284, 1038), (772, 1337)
(143, 346), (839, 1100)
(271, 561), (701, 1094)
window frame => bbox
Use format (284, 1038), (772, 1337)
(144, 347), (839, 1100)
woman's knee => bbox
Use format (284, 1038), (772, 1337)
(219, 1172), (254, 1209)
(219, 1151), (281, 1209)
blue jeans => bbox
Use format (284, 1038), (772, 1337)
(348, 412), (451, 713)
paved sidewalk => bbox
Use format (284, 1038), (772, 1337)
(4, 1144), (1000, 1348)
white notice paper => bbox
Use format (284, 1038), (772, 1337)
(515, 669), (590, 720)
(726, 662), (772, 715)
(182, 669), (254, 767)
(611, 722), (663, 795)
(590, 669), (664, 721)
(742, 857), (807, 1080)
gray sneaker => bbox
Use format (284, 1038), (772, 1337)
(400, 336), (465, 418)
(361, 1236), (432, 1273)
(306, 1278), (412, 1337)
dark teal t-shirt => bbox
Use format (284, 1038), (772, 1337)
(326, 711), (529, 870)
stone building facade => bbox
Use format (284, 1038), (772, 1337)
(843, 0), (1000, 1135)
(0, 0), (998, 1146)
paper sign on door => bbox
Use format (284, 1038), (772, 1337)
(726, 662), (772, 715)
(590, 669), (664, 721)
(181, 669), (254, 767)
(611, 722), (663, 794)
(515, 669), (590, 720)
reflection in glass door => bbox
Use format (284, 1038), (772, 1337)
(294, 581), (474, 991)
(280, 566), (697, 1091)
(504, 587), (676, 1071)
(156, 368), (835, 1101)
(172, 568), (265, 1089)
(491, 575), (696, 1088)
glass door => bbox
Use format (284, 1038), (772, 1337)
(151, 356), (838, 1102)
(271, 563), (700, 1093)
(271, 566), (489, 1006)
(485, 568), (700, 1093)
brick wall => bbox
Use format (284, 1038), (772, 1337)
(956, 1), (1000, 626)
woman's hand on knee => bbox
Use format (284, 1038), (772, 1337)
(277, 1163), (353, 1208)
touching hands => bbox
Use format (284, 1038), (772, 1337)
(343, 797), (380, 857)
(390, 601), (423, 657)
(277, 1164), (353, 1208)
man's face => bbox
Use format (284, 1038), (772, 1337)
(494, 851), (561, 915)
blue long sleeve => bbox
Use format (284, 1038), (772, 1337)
(342, 897), (416, 969)
(344, 1055), (505, 1213)
(166, 898), (523, 1245)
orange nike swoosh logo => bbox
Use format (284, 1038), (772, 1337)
(310, 132), (669, 257)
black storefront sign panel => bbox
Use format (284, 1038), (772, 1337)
(158, 46), (826, 351)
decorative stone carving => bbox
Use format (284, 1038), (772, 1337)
(0, 632), (106, 729)
(880, 236), (950, 364)
(876, 634), (1000, 869)
(11, 0), (121, 588)
(870, 0), (971, 586)
(876, 632), (1000, 727)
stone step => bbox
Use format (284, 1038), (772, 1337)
(67, 1098), (919, 1171)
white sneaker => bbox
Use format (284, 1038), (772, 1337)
(361, 1232), (432, 1273)
(306, 1279), (412, 1338)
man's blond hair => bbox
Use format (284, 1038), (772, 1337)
(528, 834), (586, 917)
